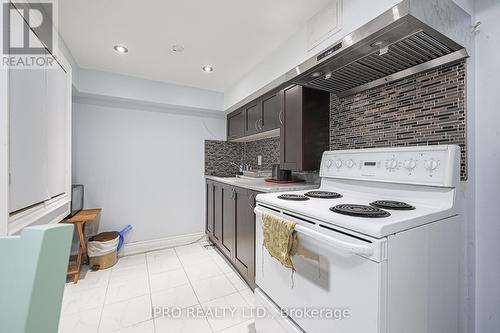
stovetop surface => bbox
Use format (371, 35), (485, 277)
(256, 179), (457, 238)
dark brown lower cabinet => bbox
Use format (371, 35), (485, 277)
(213, 183), (223, 245)
(220, 185), (235, 259)
(234, 187), (257, 289)
(206, 181), (215, 242)
(205, 180), (258, 289)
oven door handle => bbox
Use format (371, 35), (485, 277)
(295, 225), (374, 256)
(255, 207), (373, 256)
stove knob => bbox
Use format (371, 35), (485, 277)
(346, 159), (355, 168)
(325, 159), (333, 168)
(424, 159), (439, 171)
(404, 159), (417, 171)
(386, 158), (398, 170)
(335, 160), (343, 168)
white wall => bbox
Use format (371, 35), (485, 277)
(72, 101), (225, 243)
(77, 69), (224, 113)
(474, 0), (500, 331)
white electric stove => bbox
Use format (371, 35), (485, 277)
(254, 145), (462, 333)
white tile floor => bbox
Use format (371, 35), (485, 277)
(59, 242), (256, 333)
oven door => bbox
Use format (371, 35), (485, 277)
(255, 205), (387, 333)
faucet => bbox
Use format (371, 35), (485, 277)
(230, 162), (243, 173)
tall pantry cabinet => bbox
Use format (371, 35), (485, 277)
(1, 6), (72, 235)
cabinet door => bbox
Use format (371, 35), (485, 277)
(220, 186), (236, 259)
(280, 85), (302, 171)
(234, 188), (257, 289)
(206, 181), (214, 239)
(245, 101), (262, 136)
(261, 92), (280, 132)
(9, 51), (50, 213)
(47, 62), (68, 198)
(214, 184), (223, 244)
(227, 110), (244, 141)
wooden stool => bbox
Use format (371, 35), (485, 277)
(61, 208), (102, 283)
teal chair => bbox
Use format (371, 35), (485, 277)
(0, 224), (74, 333)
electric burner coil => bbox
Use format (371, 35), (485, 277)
(370, 200), (415, 210)
(304, 191), (343, 199)
(330, 204), (391, 218)
(277, 194), (310, 201)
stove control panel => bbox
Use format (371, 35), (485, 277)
(320, 145), (460, 187)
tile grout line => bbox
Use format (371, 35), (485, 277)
(145, 252), (158, 333)
(175, 244), (216, 333)
(180, 244), (253, 332)
(96, 267), (112, 333)
(101, 255), (153, 331)
(98, 255), (151, 332)
(62, 246), (251, 333)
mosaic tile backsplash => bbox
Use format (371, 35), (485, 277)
(206, 61), (467, 179)
(205, 137), (280, 176)
(244, 137), (280, 170)
(204, 140), (244, 177)
(330, 60), (467, 180)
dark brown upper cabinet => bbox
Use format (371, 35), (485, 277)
(227, 110), (245, 141)
(227, 84), (329, 171)
(228, 91), (281, 141)
(244, 101), (262, 137)
(280, 85), (330, 171)
(260, 91), (281, 132)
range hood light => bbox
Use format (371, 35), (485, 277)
(370, 40), (389, 48)
(325, 73), (333, 80)
(311, 71), (323, 78)
(379, 46), (390, 55)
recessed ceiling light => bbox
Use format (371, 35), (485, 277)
(202, 65), (214, 73)
(113, 45), (129, 54)
(172, 45), (184, 53)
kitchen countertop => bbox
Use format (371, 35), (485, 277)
(205, 175), (319, 193)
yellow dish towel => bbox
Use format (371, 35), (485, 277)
(262, 213), (299, 269)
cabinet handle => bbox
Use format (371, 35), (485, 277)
(258, 119), (263, 130)
(231, 188), (236, 200)
(248, 193), (256, 208)
(255, 119), (259, 131)
(279, 111), (284, 125)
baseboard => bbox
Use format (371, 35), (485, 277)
(119, 232), (207, 257)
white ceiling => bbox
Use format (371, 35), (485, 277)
(59, 0), (332, 92)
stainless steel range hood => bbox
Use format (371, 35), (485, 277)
(227, 0), (471, 112)
(293, 0), (470, 97)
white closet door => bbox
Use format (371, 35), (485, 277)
(9, 52), (50, 213)
(46, 62), (68, 198)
